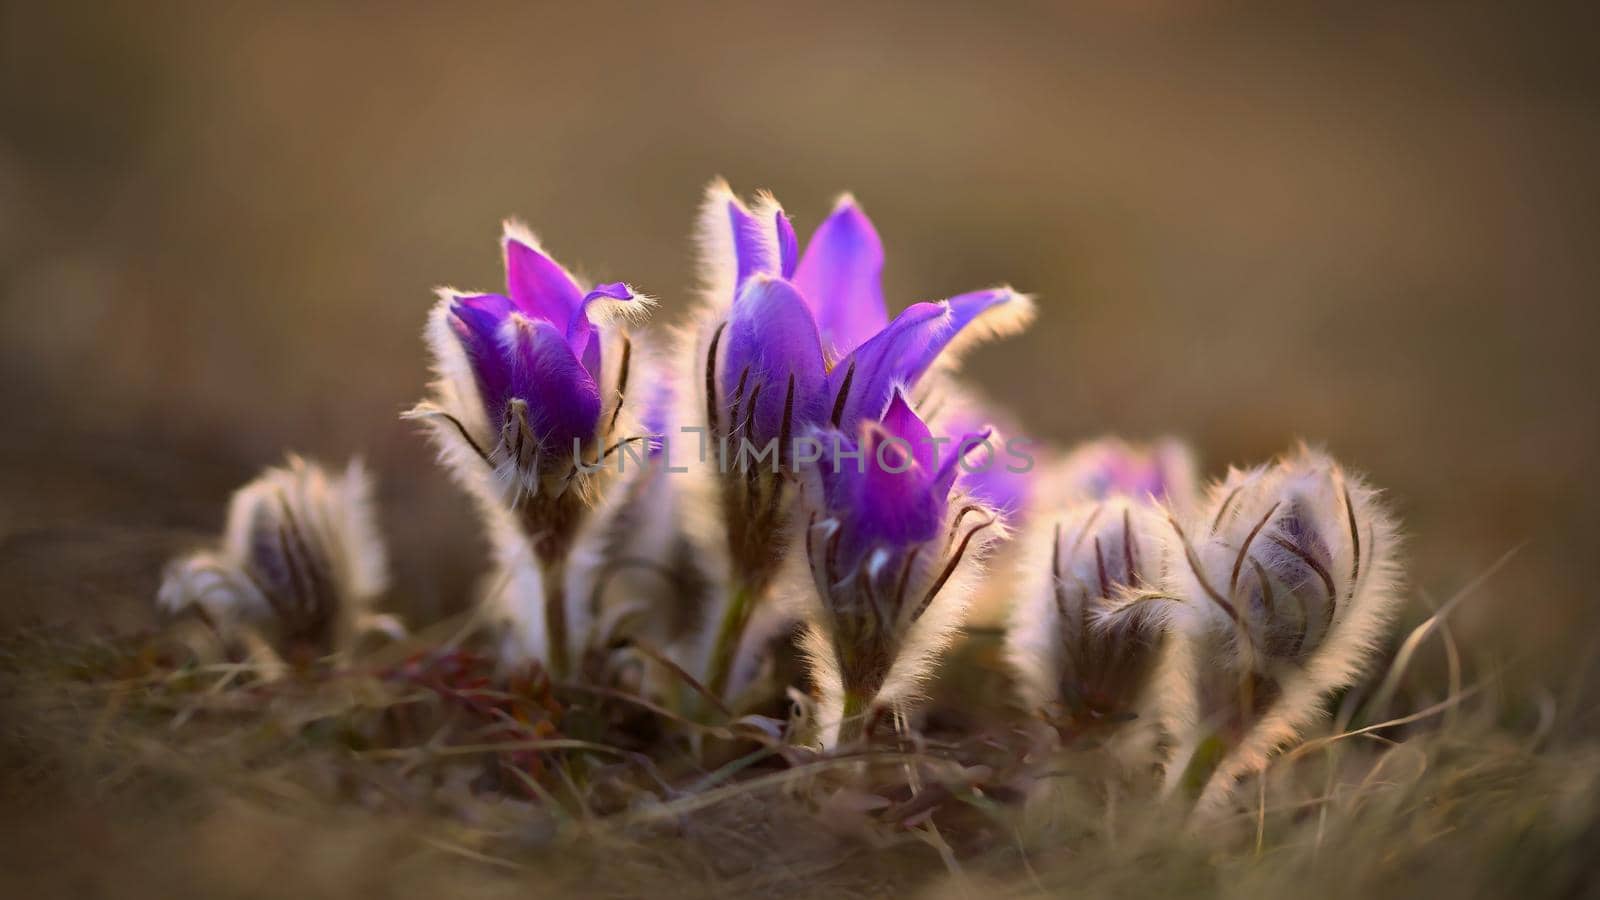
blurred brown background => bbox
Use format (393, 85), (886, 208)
(2, 2), (1596, 686)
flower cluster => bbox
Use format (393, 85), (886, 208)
(1008, 440), (1400, 809)
(665, 183), (1033, 707)
(159, 176), (1405, 813)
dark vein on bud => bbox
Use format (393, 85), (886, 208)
(913, 516), (997, 623)
(1231, 501), (1281, 595)
(704, 322), (726, 439)
(606, 333), (633, 438)
(829, 361), (856, 429)
(1212, 484), (1245, 533)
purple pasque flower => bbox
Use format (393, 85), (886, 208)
(413, 222), (648, 509)
(798, 389), (1010, 746)
(691, 182), (1032, 704)
(409, 222), (651, 677)
(698, 183), (1032, 562)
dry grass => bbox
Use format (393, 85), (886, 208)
(3, 568), (1596, 900)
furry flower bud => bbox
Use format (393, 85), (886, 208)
(157, 456), (396, 664)
(1160, 446), (1400, 809)
(1007, 498), (1170, 736)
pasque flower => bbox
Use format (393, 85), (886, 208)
(795, 389), (1011, 747)
(408, 223), (651, 676)
(1157, 446), (1400, 813)
(1005, 438), (1196, 733)
(157, 456), (399, 669)
(686, 182), (1033, 703)
(1007, 497), (1170, 738)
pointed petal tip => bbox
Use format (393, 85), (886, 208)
(582, 281), (655, 328)
(751, 188), (785, 214)
(583, 282), (634, 303)
(432, 284), (469, 304)
(500, 218), (543, 253)
(704, 177), (753, 216)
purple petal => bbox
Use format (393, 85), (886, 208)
(726, 198), (777, 293)
(564, 282), (635, 378)
(934, 428), (993, 501)
(501, 314), (602, 455)
(721, 277), (827, 447)
(504, 236), (585, 333)
(449, 294), (517, 424)
(960, 463), (1031, 523)
(920, 288), (1019, 371)
(825, 288), (1022, 435)
(879, 389), (935, 475)
(776, 211), (799, 279)
(823, 302), (948, 433)
(829, 423), (943, 570)
(941, 409), (1034, 523)
(793, 198), (888, 355)
(585, 282), (633, 303)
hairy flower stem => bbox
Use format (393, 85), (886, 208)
(704, 582), (756, 707)
(836, 689), (871, 746)
(543, 561), (570, 678)
(520, 497), (581, 679)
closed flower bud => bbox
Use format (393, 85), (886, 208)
(1159, 446), (1401, 811)
(157, 456), (397, 665)
(1008, 497), (1171, 738)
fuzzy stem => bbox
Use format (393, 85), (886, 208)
(543, 561), (570, 678)
(704, 581), (756, 706)
(835, 689), (871, 747)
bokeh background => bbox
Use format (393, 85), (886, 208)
(3, 1), (1597, 690)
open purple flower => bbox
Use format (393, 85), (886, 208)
(421, 223), (646, 498)
(710, 206), (1030, 453)
(408, 222), (652, 676)
(689, 182), (1033, 703)
(813, 390), (988, 573)
(798, 389), (1010, 746)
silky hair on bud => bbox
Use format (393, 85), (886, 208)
(1157, 446), (1402, 814)
(157, 455), (399, 665)
(1007, 497), (1172, 744)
